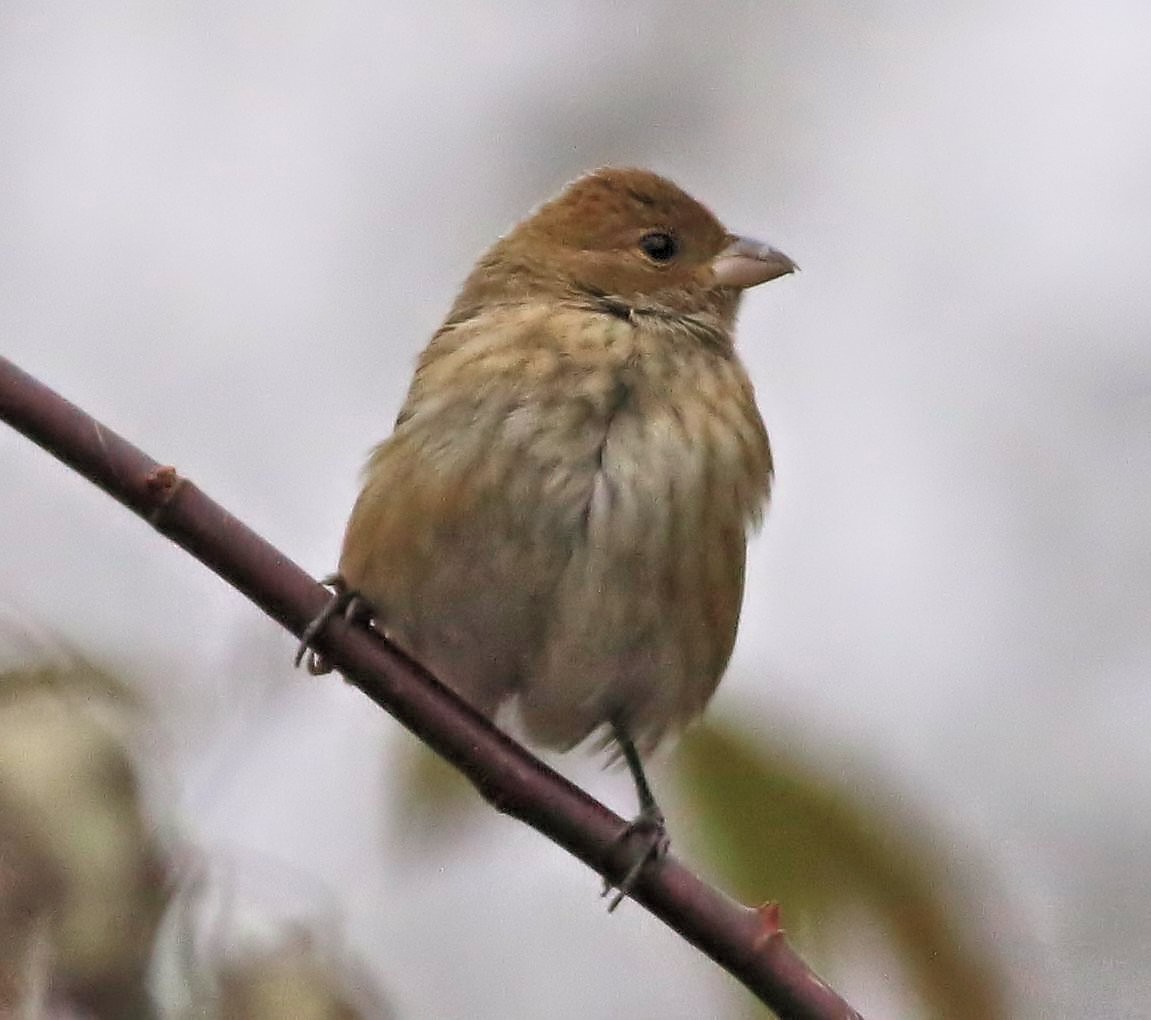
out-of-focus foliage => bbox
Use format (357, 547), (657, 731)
(0, 661), (165, 1016)
(394, 713), (1012, 1017)
(214, 936), (393, 1020)
(154, 851), (394, 1020)
(0, 654), (393, 1019)
(676, 720), (1010, 1019)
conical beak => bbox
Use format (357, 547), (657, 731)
(712, 235), (797, 289)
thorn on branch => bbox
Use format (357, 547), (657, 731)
(754, 901), (785, 949)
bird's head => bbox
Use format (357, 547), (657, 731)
(451, 168), (795, 331)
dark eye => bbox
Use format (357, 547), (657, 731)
(639, 231), (678, 262)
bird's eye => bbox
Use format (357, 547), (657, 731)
(639, 231), (678, 262)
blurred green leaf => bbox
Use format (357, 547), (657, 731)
(389, 740), (487, 854)
(675, 720), (1010, 1020)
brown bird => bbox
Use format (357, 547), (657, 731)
(303, 168), (794, 905)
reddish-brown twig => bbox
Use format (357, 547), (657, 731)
(0, 354), (864, 1020)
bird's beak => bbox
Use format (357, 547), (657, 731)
(712, 235), (797, 289)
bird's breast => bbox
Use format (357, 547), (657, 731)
(344, 302), (771, 750)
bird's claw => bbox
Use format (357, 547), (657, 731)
(602, 802), (670, 912)
(294, 574), (371, 674)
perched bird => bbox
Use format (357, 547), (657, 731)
(304, 168), (794, 904)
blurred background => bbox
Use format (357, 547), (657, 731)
(1, 1), (1149, 1016)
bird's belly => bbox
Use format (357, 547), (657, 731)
(343, 355), (762, 755)
(514, 396), (750, 753)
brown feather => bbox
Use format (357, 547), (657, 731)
(339, 168), (779, 754)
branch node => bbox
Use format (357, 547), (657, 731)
(143, 465), (185, 528)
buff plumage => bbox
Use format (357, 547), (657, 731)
(337, 168), (791, 762)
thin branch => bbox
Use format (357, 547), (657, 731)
(0, 354), (864, 1020)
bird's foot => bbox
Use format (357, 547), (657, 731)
(601, 801), (670, 912)
(294, 574), (372, 674)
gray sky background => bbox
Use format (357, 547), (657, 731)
(2, 2), (1149, 1016)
